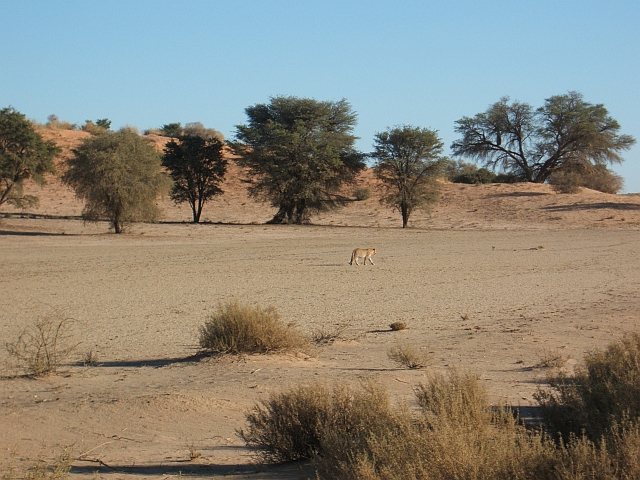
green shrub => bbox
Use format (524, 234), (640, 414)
(353, 187), (371, 201)
(453, 167), (496, 184)
(536, 333), (640, 442)
(493, 172), (524, 183)
(198, 301), (309, 354)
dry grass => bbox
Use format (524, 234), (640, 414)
(536, 332), (640, 442)
(387, 343), (429, 369)
(1, 449), (71, 480)
(198, 300), (309, 355)
(536, 349), (569, 369)
(5, 314), (77, 377)
(312, 325), (345, 344)
(241, 368), (640, 479)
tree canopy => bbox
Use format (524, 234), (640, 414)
(230, 96), (365, 224)
(371, 126), (444, 228)
(451, 92), (636, 183)
(0, 107), (60, 208)
(162, 134), (228, 223)
(62, 129), (171, 233)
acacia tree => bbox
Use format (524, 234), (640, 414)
(162, 134), (228, 223)
(371, 126), (443, 228)
(63, 129), (171, 233)
(451, 92), (636, 183)
(230, 96), (365, 224)
(0, 107), (60, 208)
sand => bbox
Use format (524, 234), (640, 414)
(0, 129), (639, 478)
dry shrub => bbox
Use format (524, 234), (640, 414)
(316, 370), (557, 480)
(241, 368), (640, 479)
(240, 380), (397, 464)
(537, 349), (568, 369)
(387, 344), (429, 369)
(198, 301), (309, 355)
(581, 165), (624, 194)
(389, 321), (406, 331)
(549, 164), (624, 194)
(312, 325), (345, 344)
(80, 120), (107, 135)
(5, 315), (77, 377)
(536, 333), (640, 442)
(45, 114), (76, 131)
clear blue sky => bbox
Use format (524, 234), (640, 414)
(2, 1), (638, 192)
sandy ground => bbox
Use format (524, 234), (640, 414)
(1, 129), (639, 478)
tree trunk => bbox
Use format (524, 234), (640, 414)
(401, 203), (409, 228)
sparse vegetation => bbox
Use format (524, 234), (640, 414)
(1, 449), (71, 480)
(198, 300), (309, 355)
(387, 343), (429, 369)
(389, 321), (406, 331)
(82, 349), (99, 367)
(5, 314), (77, 377)
(187, 442), (201, 461)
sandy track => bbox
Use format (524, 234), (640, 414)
(1, 221), (639, 478)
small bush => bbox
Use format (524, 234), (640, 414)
(240, 380), (398, 464)
(198, 301), (309, 355)
(80, 120), (108, 135)
(389, 321), (406, 331)
(536, 333), (640, 442)
(387, 343), (429, 369)
(549, 170), (583, 193)
(353, 187), (371, 201)
(5, 315), (77, 377)
(549, 164), (624, 194)
(312, 325), (345, 344)
(581, 165), (624, 194)
(537, 349), (568, 369)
